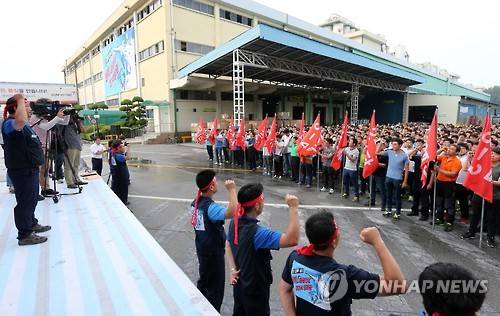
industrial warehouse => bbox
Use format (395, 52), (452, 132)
(63, 0), (496, 134)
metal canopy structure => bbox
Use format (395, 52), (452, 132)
(178, 24), (425, 125)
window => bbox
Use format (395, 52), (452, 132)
(107, 98), (119, 106)
(75, 60), (82, 68)
(173, 0), (214, 15)
(77, 82), (84, 88)
(93, 72), (102, 82)
(82, 55), (90, 64)
(84, 78), (92, 86)
(91, 45), (101, 56)
(137, 0), (163, 22)
(174, 39), (214, 55)
(141, 78), (146, 87)
(175, 90), (216, 101)
(219, 9), (252, 26)
(138, 40), (165, 61)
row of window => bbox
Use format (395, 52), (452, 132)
(102, 33), (115, 48)
(137, 0), (162, 22)
(219, 9), (253, 27)
(93, 72), (102, 82)
(139, 41), (165, 61)
(175, 39), (214, 55)
(173, 0), (214, 15)
(91, 45), (101, 56)
(118, 19), (133, 36)
(84, 78), (92, 86)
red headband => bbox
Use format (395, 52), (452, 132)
(191, 176), (216, 227)
(233, 193), (264, 245)
(296, 221), (339, 256)
(3, 103), (15, 120)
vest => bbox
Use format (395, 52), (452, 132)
(192, 197), (225, 256)
(229, 216), (273, 294)
(1, 118), (44, 170)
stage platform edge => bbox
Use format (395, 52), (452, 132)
(0, 178), (218, 316)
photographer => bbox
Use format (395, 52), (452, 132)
(1, 94), (51, 246)
(62, 113), (87, 189)
(30, 100), (70, 196)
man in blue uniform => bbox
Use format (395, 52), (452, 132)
(1, 94), (51, 246)
(227, 183), (299, 315)
(279, 211), (406, 315)
(191, 170), (237, 312)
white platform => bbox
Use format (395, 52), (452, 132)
(0, 178), (217, 316)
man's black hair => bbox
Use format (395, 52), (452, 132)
(305, 210), (336, 251)
(415, 139), (425, 144)
(492, 139), (499, 147)
(350, 137), (358, 146)
(450, 143), (460, 152)
(237, 183), (263, 213)
(458, 142), (469, 151)
(196, 169), (216, 191)
(392, 137), (403, 145)
(325, 138), (333, 145)
(418, 262), (486, 316)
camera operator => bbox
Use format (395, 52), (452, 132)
(62, 112), (87, 189)
(30, 100), (70, 196)
(1, 94), (51, 246)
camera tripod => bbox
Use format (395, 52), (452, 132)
(34, 120), (83, 203)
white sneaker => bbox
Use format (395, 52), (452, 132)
(320, 187), (327, 192)
(329, 188), (334, 194)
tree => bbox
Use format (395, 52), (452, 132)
(119, 96), (147, 128)
(121, 98), (132, 105)
(484, 86), (500, 105)
(73, 104), (84, 111)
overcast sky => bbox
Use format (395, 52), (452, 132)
(0, 0), (498, 88)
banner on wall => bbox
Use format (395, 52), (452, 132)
(102, 28), (137, 97)
(0, 82), (77, 104)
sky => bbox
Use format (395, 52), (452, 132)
(0, 0), (498, 88)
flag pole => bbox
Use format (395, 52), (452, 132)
(369, 176), (373, 211)
(432, 173), (437, 230)
(479, 105), (491, 248)
(298, 160), (302, 186)
(479, 198), (485, 248)
(431, 107), (438, 230)
(317, 153), (320, 191)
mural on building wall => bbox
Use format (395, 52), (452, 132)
(102, 28), (137, 97)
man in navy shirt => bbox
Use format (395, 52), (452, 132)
(1, 95), (51, 246)
(191, 170), (237, 312)
(227, 183), (299, 315)
(280, 211), (406, 315)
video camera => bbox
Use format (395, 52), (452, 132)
(30, 99), (78, 119)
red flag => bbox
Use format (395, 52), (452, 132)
(464, 113), (493, 202)
(227, 118), (236, 150)
(298, 112), (305, 142)
(195, 117), (206, 144)
(363, 111), (378, 179)
(264, 116), (277, 153)
(207, 117), (218, 145)
(235, 119), (246, 150)
(254, 116), (268, 151)
(297, 114), (322, 156)
(331, 112), (349, 170)
(420, 111), (437, 187)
